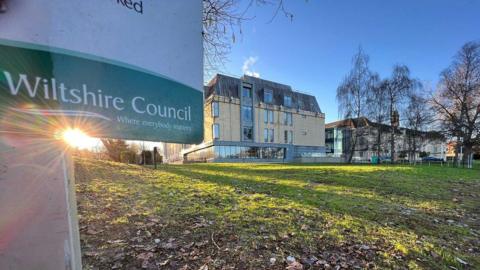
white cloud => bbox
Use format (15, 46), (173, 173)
(242, 56), (260, 78)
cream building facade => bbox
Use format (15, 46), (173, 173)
(172, 74), (325, 163)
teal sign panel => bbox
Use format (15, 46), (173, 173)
(0, 40), (204, 143)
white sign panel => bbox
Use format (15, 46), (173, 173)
(0, 0), (204, 142)
(0, 1), (203, 269)
(0, 0), (203, 90)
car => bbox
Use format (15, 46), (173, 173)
(379, 156), (392, 163)
(422, 156), (444, 162)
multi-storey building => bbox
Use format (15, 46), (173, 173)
(172, 74), (325, 162)
(325, 117), (446, 162)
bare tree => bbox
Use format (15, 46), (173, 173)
(203, 0), (294, 78)
(336, 48), (372, 163)
(383, 65), (416, 163)
(100, 139), (130, 162)
(367, 74), (389, 158)
(404, 90), (433, 163)
(432, 41), (480, 166)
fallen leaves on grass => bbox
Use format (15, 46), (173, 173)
(75, 158), (480, 269)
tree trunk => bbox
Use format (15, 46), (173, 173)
(390, 127), (395, 164)
(412, 134), (417, 165)
(390, 103), (395, 164)
(347, 129), (357, 164)
(376, 128), (382, 158)
(462, 143), (472, 167)
(453, 137), (461, 167)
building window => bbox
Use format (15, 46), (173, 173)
(264, 128), (275, 143)
(283, 112), (293, 126)
(264, 89), (273, 103)
(242, 106), (253, 122)
(187, 146), (285, 160)
(269, 129), (274, 143)
(242, 85), (252, 99)
(326, 143), (333, 153)
(264, 109), (274, 124)
(284, 130), (293, 144)
(212, 102), (219, 117)
(243, 126), (253, 141)
(301, 130), (307, 136)
(326, 130), (334, 139)
(213, 124), (220, 140)
(284, 95), (292, 107)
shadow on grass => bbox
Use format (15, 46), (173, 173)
(75, 158), (478, 269)
(163, 165), (450, 237)
(160, 165), (479, 269)
(178, 164), (460, 205)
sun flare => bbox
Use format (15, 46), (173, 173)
(62, 128), (98, 149)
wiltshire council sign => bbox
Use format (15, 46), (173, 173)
(0, 0), (204, 143)
(0, 1), (202, 269)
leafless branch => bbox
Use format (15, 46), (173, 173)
(203, 0), (294, 79)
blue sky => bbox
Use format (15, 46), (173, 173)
(216, 0), (480, 123)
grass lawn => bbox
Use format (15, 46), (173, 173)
(75, 158), (480, 270)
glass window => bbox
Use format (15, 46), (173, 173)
(224, 146), (231, 159)
(264, 89), (273, 103)
(213, 124), (220, 140)
(264, 128), (274, 143)
(220, 146), (225, 158)
(263, 148), (270, 159)
(326, 143), (333, 153)
(284, 95), (292, 107)
(242, 86), (252, 99)
(243, 126), (253, 141)
(223, 146), (228, 158)
(246, 147), (259, 159)
(242, 106), (253, 122)
(283, 112), (293, 126)
(232, 146), (240, 159)
(326, 130), (333, 139)
(240, 147), (248, 158)
(264, 109), (274, 124)
(284, 130), (293, 144)
(212, 102), (219, 117)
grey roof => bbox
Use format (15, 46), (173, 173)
(205, 74), (322, 114)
